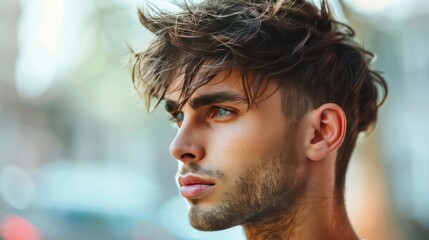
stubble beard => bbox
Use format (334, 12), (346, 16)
(188, 130), (306, 231)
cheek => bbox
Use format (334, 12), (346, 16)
(207, 119), (286, 173)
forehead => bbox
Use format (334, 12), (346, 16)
(165, 69), (245, 101)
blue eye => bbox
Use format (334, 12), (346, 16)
(214, 107), (232, 119)
(169, 111), (184, 127)
(177, 112), (184, 121)
(217, 108), (229, 117)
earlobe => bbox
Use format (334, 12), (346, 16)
(306, 103), (346, 161)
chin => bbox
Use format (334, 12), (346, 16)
(189, 216), (236, 232)
(187, 202), (248, 231)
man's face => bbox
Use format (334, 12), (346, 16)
(165, 70), (306, 231)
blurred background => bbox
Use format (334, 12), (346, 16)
(0, 0), (428, 239)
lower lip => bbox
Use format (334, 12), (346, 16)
(180, 184), (214, 198)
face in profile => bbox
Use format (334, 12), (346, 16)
(166, 70), (307, 231)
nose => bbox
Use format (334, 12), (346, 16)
(169, 123), (205, 164)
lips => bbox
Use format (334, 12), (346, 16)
(178, 175), (215, 198)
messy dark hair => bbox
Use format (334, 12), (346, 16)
(132, 0), (388, 200)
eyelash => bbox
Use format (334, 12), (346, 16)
(168, 107), (234, 126)
(209, 107), (233, 120)
(169, 111), (184, 126)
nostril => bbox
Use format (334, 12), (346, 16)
(181, 153), (196, 159)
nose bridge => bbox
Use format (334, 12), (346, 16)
(169, 120), (205, 163)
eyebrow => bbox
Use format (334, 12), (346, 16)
(165, 100), (179, 114)
(164, 91), (247, 113)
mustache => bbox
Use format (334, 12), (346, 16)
(178, 163), (225, 179)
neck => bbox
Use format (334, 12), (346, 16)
(242, 158), (359, 240)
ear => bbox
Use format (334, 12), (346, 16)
(305, 103), (346, 161)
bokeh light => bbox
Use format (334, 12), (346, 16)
(1, 215), (41, 240)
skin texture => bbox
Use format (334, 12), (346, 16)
(165, 70), (358, 239)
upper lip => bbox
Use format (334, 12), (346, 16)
(178, 175), (215, 187)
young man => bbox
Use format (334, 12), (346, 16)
(132, 0), (388, 239)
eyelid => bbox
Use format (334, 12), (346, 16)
(208, 106), (235, 120)
(168, 111), (184, 127)
(168, 105), (237, 126)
